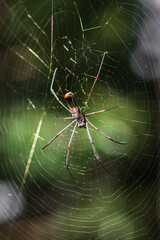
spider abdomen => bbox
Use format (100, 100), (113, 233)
(64, 91), (86, 127)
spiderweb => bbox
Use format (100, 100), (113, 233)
(0, 0), (159, 239)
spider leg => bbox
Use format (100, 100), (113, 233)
(50, 68), (70, 112)
(66, 122), (78, 181)
(85, 105), (118, 116)
(56, 115), (74, 120)
(87, 118), (127, 144)
(41, 120), (76, 150)
(82, 52), (106, 114)
(86, 121), (111, 175)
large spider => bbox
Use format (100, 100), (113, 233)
(42, 52), (127, 180)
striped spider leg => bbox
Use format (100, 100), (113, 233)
(42, 120), (76, 150)
(85, 121), (111, 175)
(42, 52), (127, 180)
(50, 68), (70, 112)
(66, 122), (78, 181)
(82, 52), (106, 114)
(86, 118), (127, 145)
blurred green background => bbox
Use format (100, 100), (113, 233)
(0, 0), (159, 239)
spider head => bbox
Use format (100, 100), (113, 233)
(64, 92), (81, 117)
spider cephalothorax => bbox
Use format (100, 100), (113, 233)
(42, 52), (127, 181)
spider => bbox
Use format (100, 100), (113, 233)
(42, 52), (127, 180)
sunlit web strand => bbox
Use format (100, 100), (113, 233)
(21, 112), (46, 188)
